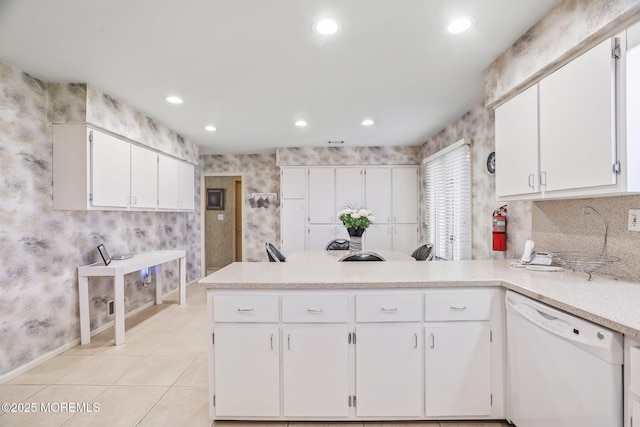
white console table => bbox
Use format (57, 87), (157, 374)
(77, 250), (186, 345)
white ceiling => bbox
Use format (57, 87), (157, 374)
(0, 0), (557, 155)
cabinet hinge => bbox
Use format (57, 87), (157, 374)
(613, 161), (621, 175)
(88, 130), (93, 143)
(613, 38), (621, 59)
(212, 333), (215, 345)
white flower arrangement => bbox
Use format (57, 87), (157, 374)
(337, 208), (375, 230)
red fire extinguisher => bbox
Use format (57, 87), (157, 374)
(492, 205), (508, 252)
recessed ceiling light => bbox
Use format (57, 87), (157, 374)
(314, 18), (339, 35)
(361, 119), (375, 126)
(446, 16), (475, 34)
(295, 120), (308, 127)
(164, 95), (183, 104)
(204, 125), (217, 132)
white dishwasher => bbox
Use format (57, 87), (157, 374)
(505, 291), (623, 427)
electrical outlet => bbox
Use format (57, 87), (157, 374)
(628, 209), (640, 232)
(107, 300), (114, 316)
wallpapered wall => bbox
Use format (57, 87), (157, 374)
(485, 0), (640, 106)
(200, 154), (280, 263)
(419, 105), (532, 261)
(0, 64), (200, 379)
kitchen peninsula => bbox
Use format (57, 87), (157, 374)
(200, 259), (640, 423)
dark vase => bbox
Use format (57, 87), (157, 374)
(347, 228), (365, 252)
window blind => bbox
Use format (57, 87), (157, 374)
(424, 140), (471, 261)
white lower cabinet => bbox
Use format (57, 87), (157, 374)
(425, 323), (491, 416)
(213, 326), (280, 417)
(208, 289), (502, 421)
(283, 326), (350, 417)
(355, 325), (422, 417)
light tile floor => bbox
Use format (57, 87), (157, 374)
(0, 284), (510, 427)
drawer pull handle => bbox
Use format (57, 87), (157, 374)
(270, 334), (274, 350)
(380, 307), (398, 312)
(237, 307), (255, 312)
(430, 333), (435, 349)
(414, 333), (418, 349)
(450, 305), (467, 311)
(307, 308), (324, 313)
(287, 334), (291, 350)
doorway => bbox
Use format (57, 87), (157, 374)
(203, 174), (243, 276)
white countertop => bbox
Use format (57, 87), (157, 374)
(199, 259), (640, 338)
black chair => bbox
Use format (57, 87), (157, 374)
(265, 242), (286, 262)
(411, 243), (434, 261)
(339, 251), (385, 262)
(325, 239), (350, 251)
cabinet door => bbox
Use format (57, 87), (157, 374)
(308, 168), (335, 224)
(130, 144), (158, 209)
(425, 323), (491, 416)
(282, 326), (350, 417)
(281, 199), (306, 254)
(392, 167), (418, 223)
(179, 162), (195, 210)
(308, 225), (335, 251)
(495, 85), (540, 197)
(213, 327), (280, 417)
(392, 224), (419, 255)
(365, 225), (393, 252)
(365, 167), (392, 223)
(355, 325), (422, 416)
(335, 167), (363, 214)
(539, 38), (616, 192)
(91, 130), (131, 208)
(281, 167), (306, 199)
(157, 154), (180, 209)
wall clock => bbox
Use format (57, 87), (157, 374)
(487, 151), (495, 175)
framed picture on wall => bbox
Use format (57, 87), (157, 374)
(207, 189), (224, 210)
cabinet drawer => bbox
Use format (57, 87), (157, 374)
(356, 294), (422, 322)
(213, 295), (279, 322)
(631, 346), (640, 395)
(282, 295), (349, 323)
(424, 291), (491, 321)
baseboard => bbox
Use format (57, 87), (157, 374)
(0, 280), (198, 385)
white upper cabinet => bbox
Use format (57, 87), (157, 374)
(280, 165), (419, 252)
(158, 154), (195, 210)
(495, 85), (539, 198)
(365, 168), (392, 223)
(90, 129), (131, 208)
(539, 37), (616, 192)
(281, 167), (306, 199)
(495, 30), (640, 201)
(53, 124), (189, 211)
(130, 144), (158, 209)
(158, 154), (181, 209)
(335, 167), (364, 215)
(179, 161), (195, 210)
(308, 168), (335, 224)
(392, 167), (419, 223)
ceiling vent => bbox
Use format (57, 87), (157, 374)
(327, 140), (344, 145)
